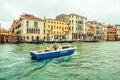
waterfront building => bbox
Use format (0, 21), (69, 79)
(10, 14), (45, 42)
(86, 21), (103, 40)
(107, 25), (117, 41)
(0, 28), (9, 43)
(86, 23), (94, 40)
(114, 24), (120, 40)
(8, 21), (17, 43)
(56, 13), (87, 41)
(45, 18), (70, 41)
(101, 24), (107, 41)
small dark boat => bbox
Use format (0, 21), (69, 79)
(32, 39), (43, 44)
(81, 40), (99, 42)
(44, 41), (55, 43)
(65, 40), (74, 43)
(55, 40), (63, 43)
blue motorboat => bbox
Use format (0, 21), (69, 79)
(30, 45), (76, 60)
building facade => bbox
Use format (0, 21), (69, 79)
(0, 28), (9, 43)
(10, 14), (45, 42)
(107, 25), (117, 41)
(45, 18), (70, 41)
(86, 23), (94, 40)
(56, 13), (87, 41)
(114, 24), (120, 40)
(86, 21), (103, 40)
(101, 24), (107, 41)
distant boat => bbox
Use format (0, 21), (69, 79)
(65, 40), (74, 43)
(55, 40), (63, 43)
(44, 41), (55, 43)
(81, 40), (99, 42)
(55, 40), (74, 43)
(30, 44), (76, 60)
(32, 39), (43, 44)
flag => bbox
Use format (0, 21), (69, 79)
(79, 20), (83, 24)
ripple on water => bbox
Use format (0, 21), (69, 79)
(0, 42), (120, 80)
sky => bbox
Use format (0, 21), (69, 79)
(0, 0), (120, 30)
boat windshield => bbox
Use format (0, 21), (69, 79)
(62, 45), (71, 49)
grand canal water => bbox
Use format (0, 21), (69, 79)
(0, 42), (120, 80)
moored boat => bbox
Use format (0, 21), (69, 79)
(32, 39), (43, 44)
(30, 44), (76, 60)
(81, 40), (99, 42)
(65, 40), (74, 43)
(44, 41), (55, 43)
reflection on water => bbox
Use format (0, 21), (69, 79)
(0, 42), (120, 80)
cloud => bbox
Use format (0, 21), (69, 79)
(0, 0), (120, 29)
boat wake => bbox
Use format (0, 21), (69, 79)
(53, 56), (73, 64)
(16, 59), (53, 80)
(1, 61), (24, 69)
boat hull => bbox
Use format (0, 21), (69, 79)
(32, 40), (43, 44)
(30, 48), (76, 60)
(81, 40), (99, 42)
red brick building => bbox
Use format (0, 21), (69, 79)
(0, 29), (9, 43)
(107, 25), (117, 41)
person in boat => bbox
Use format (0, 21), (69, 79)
(51, 44), (58, 50)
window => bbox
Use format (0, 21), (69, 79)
(23, 36), (25, 39)
(72, 27), (74, 30)
(69, 27), (71, 30)
(69, 20), (71, 23)
(51, 26), (53, 30)
(34, 29), (35, 33)
(26, 36), (29, 39)
(48, 25), (50, 28)
(34, 22), (38, 27)
(38, 29), (40, 34)
(31, 36), (33, 40)
(27, 28), (29, 34)
(76, 27), (77, 30)
(76, 21), (77, 23)
(72, 20), (74, 23)
(26, 21), (29, 27)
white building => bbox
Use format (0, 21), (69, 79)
(56, 13), (87, 40)
(102, 24), (107, 41)
(10, 14), (45, 42)
(114, 24), (120, 40)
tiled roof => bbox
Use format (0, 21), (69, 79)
(20, 14), (44, 21)
(57, 14), (68, 17)
(114, 24), (120, 26)
(69, 13), (87, 19)
(47, 18), (56, 20)
(46, 18), (68, 22)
